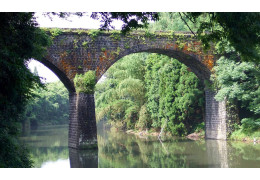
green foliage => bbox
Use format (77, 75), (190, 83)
(74, 70), (96, 94)
(212, 56), (260, 136)
(91, 12), (159, 34)
(82, 41), (88, 47)
(213, 57), (260, 134)
(110, 31), (121, 41)
(136, 104), (151, 130)
(241, 118), (260, 134)
(22, 81), (69, 127)
(0, 12), (50, 167)
(50, 28), (62, 38)
(145, 54), (204, 136)
(95, 14), (205, 135)
(148, 12), (201, 32)
(95, 52), (204, 136)
(95, 54), (147, 130)
(88, 29), (101, 40)
(186, 12), (260, 62)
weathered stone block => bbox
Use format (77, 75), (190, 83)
(69, 92), (97, 149)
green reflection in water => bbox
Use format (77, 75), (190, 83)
(227, 141), (260, 168)
(20, 125), (260, 168)
(98, 131), (209, 168)
(20, 125), (69, 168)
(98, 130), (260, 168)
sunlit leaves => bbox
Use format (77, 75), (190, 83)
(74, 70), (96, 94)
(214, 57), (260, 133)
(95, 53), (147, 130)
(145, 54), (204, 136)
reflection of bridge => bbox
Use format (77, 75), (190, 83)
(68, 138), (230, 168)
(40, 28), (230, 149)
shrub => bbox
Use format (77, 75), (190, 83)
(241, 118), (260, 134)
(74, 71), (96, 94)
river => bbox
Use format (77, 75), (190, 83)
(20, 125), (260, 168)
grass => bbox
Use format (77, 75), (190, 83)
(229, 129), (260, 142)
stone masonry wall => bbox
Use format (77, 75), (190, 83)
(44, 29), (215, 85)
(69, 92), (97, 149)
(205, 90), (227, 140)
(68, 92), (78, 149)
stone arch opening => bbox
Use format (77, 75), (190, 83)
(95, 51), (206, 135)
(39, 58), (75, 92)
(96, 48), (227, 141)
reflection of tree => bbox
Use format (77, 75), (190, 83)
(20, 125), (69, 168)
(98, 131), (207, 168)
(30, 147), (68, 168)
(22, 125), (260, 168)
(227, 142), (260, 168)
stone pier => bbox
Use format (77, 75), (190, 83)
(205, 90), (227, 140)
(68, 92), (97, 149)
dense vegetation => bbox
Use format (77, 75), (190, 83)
(22, 80), (69, 129)
(95, 52), (204, 136)
(0, 13), (50, 168)
(213, 57), (260, 139)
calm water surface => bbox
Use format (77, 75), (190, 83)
(20, 125), (260, 168)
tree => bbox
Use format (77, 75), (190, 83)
(95, 54), (147, 130)
(23, 81), (69, 128)
(145, 54), (204, 135)
(181, 12), (260, 62)
(0, 12), (50, 167)
(213, 57), (260, 134)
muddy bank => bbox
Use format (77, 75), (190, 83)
(186, 131), (204, 140)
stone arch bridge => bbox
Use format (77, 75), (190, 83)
(39, 28), (229, 149)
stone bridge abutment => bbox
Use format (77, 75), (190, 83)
(40, 28), (231, 149)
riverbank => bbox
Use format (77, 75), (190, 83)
(125, 129), (205, 140)
(228, 129), (260, 143)
(125, 128), (260, 144)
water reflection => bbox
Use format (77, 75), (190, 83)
(20, 125), (260, 168)
(69, 148), (98, 168)
(98, 130), (209, 168)
(20, 125), (69, 168)
(206, 140), (229, 168)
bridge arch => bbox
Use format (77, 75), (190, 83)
(42, 29), (229, 149)
(102, 47), (211, 82)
